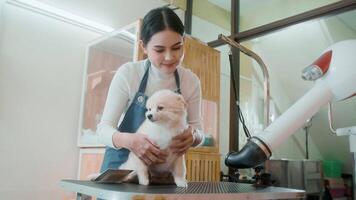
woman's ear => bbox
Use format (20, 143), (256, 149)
(139, 40), (148, 55)
(179, 36), (185, 63)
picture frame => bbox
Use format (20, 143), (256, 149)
(77, 20), (142, 147)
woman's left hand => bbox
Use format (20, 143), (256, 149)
(170, 126), (194, 156)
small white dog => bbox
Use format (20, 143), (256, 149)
(119, 89), (189, 187)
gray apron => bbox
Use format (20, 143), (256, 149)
(100, 60), (181, 172)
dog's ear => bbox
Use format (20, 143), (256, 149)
(177, 95), (187, 108)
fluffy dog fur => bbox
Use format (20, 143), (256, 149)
(119, 89), (188, 187)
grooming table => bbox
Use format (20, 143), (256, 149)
(60, 180), (305, 200)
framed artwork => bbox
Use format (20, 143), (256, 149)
(77, 21), (142, 147)
(77, 148), (105, 180)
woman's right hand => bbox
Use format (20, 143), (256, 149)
(129, 133), (168, 166)
(114, 132), (167, 166)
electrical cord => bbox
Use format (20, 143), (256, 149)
(228, 51), (251, 139)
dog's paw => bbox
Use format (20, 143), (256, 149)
(174, 178), (188, 187)
(139, 178), (149, 186)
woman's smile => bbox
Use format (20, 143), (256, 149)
(161, 62), (177, 68)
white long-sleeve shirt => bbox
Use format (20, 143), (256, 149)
(97, 59), (203, 148)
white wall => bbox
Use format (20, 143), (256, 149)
(0, 4), (95, 199)
(0, 0), (164, 199)
(0, 0), (6, 45)
(36, 0), (162, 30)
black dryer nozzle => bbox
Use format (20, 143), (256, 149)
(225, 137), (272, 169)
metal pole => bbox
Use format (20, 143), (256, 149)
(228, 0), (240, 177)
(305, 127), (309, 159)
(184, 0), (193, 34)
(219, 34), (271, 128)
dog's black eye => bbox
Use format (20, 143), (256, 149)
(148, 108), (151, 111)
(157, 106), (164, 111)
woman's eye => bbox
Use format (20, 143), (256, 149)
(172, 47), (181, 51)
(154, 49), (164, 53)
(157, 106), (164, 111)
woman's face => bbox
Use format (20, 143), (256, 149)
(142, 29), (184, 74)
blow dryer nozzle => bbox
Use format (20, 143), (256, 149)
(225, 137), (272, 169)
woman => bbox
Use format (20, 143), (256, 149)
(97, 6), (204, 172)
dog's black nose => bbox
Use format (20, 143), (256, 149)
(147, 114), (153, 120)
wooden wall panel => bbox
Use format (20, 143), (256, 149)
(182, 36), (220, 102)
(185, 151), (220, 182)
(182, 36), (221, 181)
(182, 36), (220, 152)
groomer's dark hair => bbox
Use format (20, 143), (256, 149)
(140, 7), (184, 46)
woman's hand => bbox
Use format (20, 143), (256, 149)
(170, 126), (194, 156)
(113, 132), (168, 166)
(130, 133), (169, 166)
